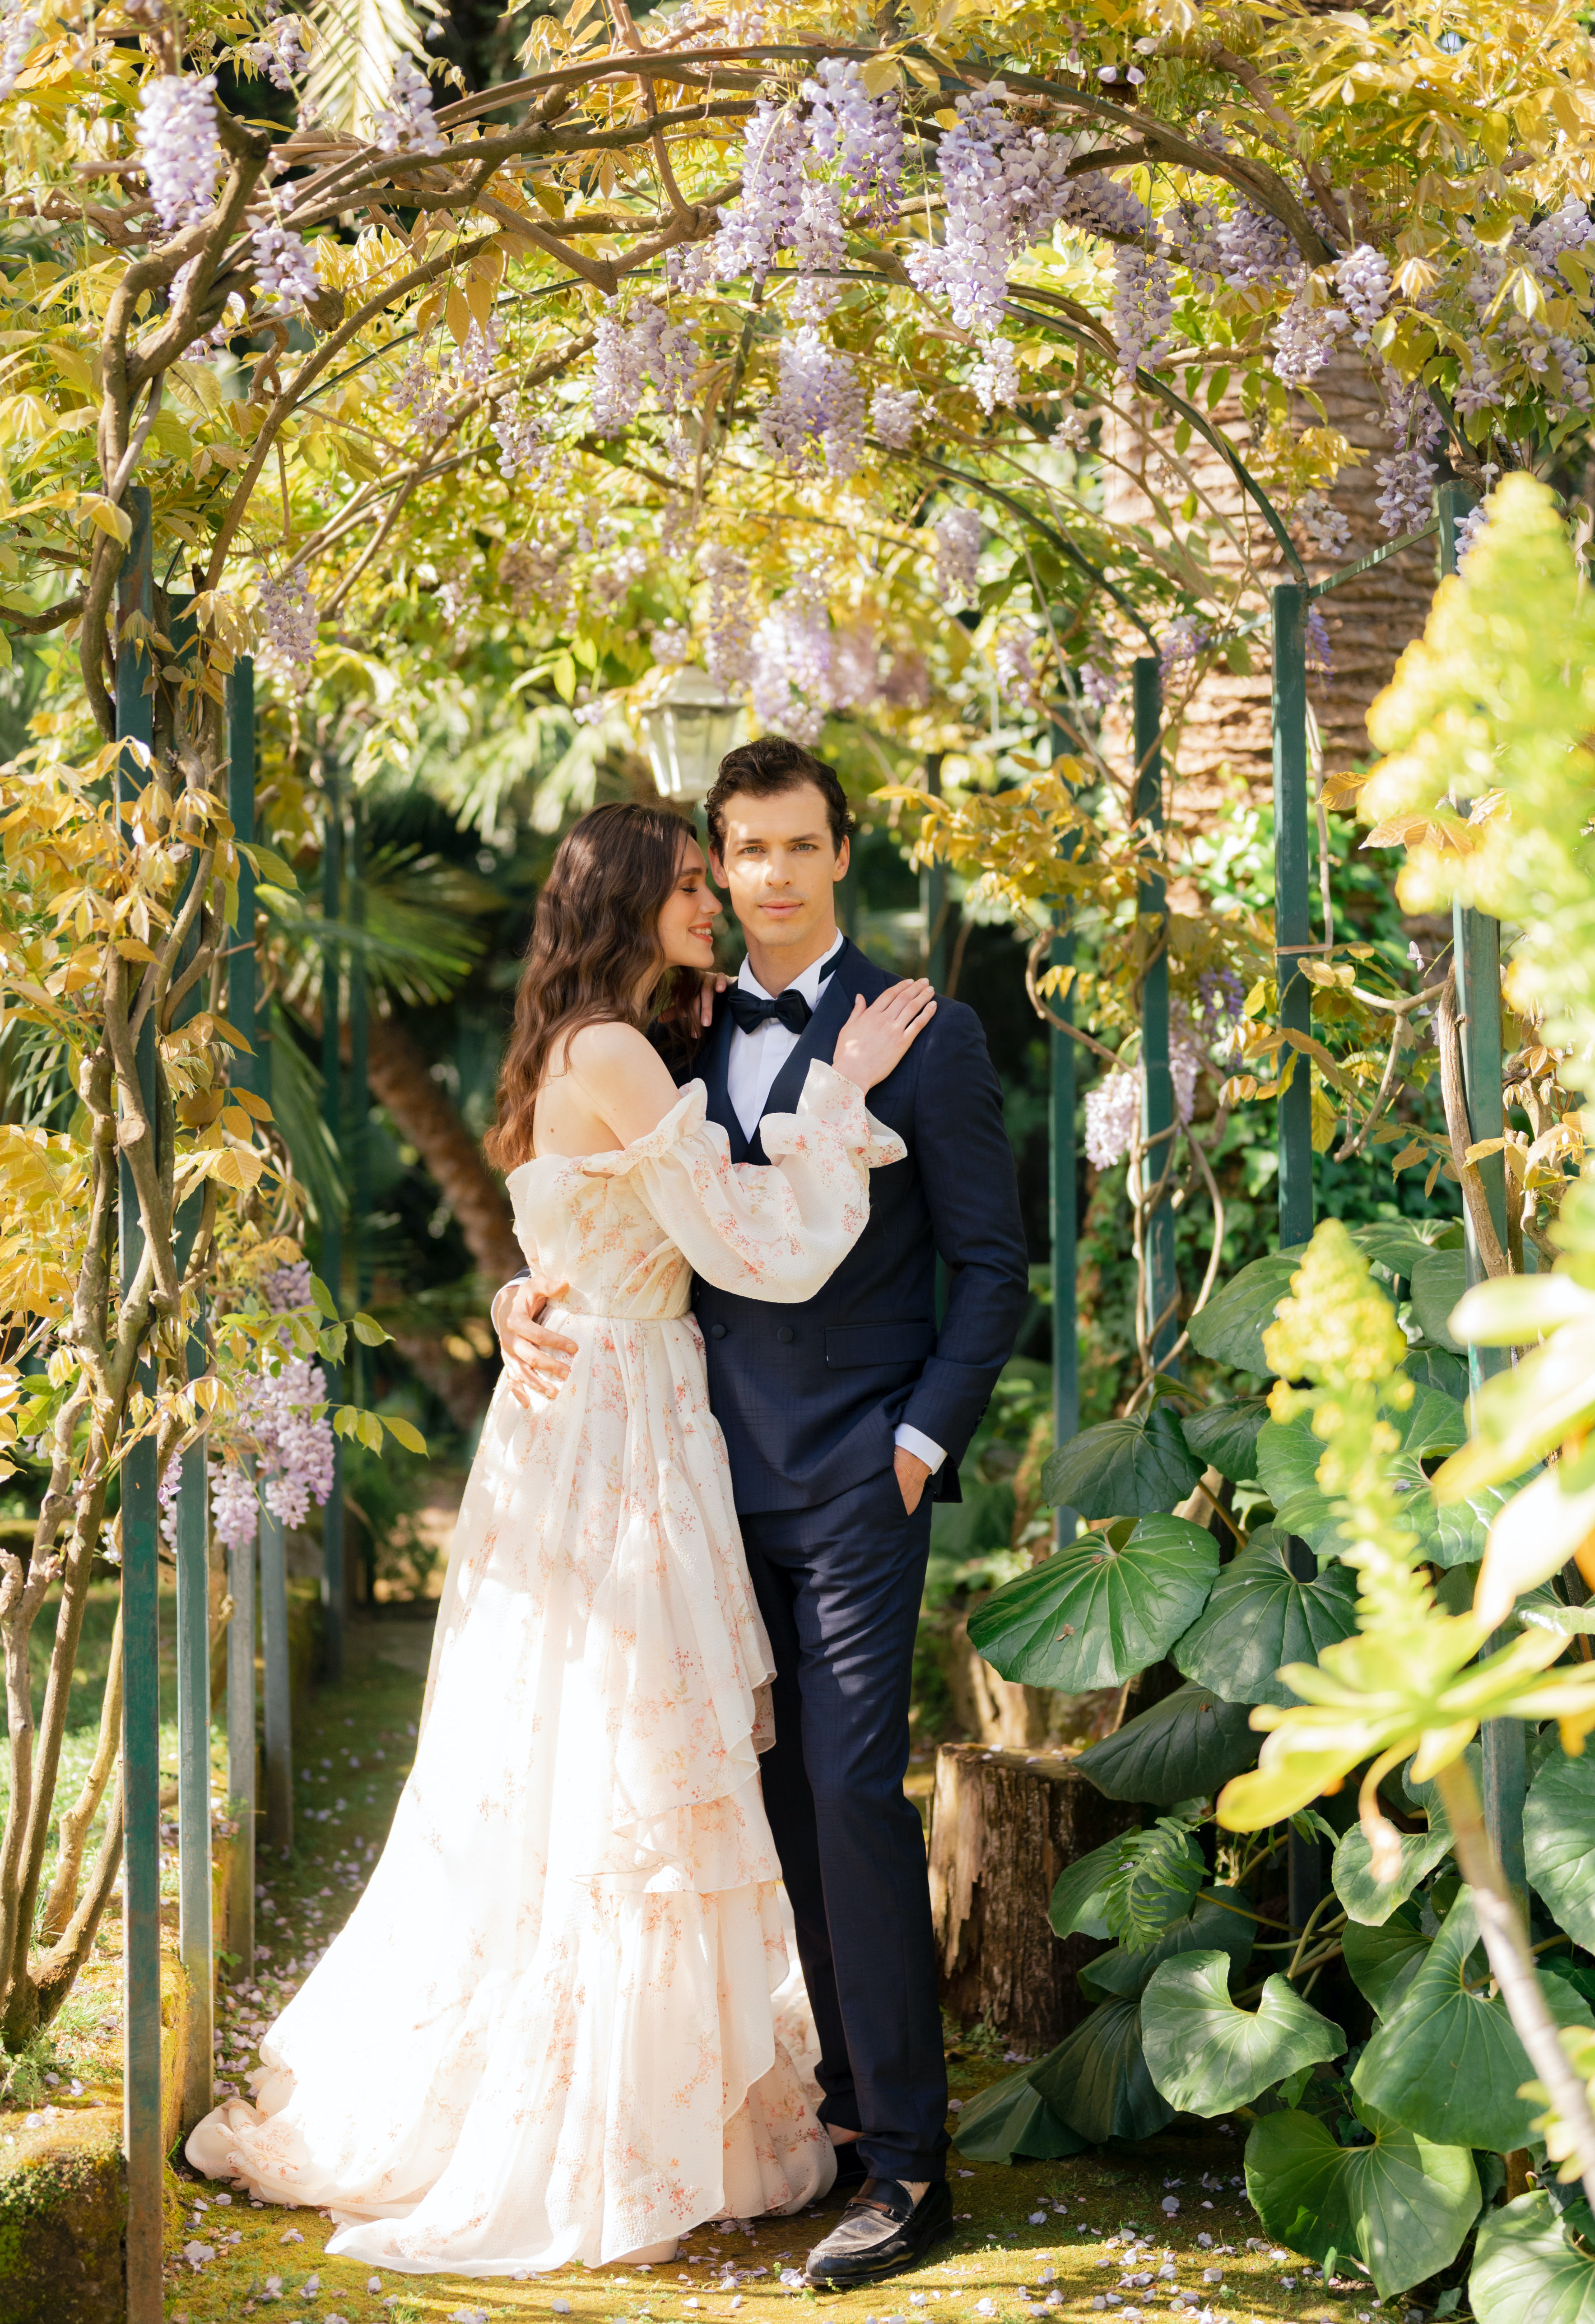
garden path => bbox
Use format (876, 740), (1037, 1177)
(167, 1627), (1396, 2324)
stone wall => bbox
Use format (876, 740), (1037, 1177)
(1101, 352), (1442, 814)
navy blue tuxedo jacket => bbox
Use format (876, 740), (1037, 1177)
(688, 936), (1029, 1514)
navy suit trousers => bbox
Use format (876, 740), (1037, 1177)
(739, 1468), (949, 2186)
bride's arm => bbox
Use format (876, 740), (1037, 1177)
(566, 988), (936, 1306)
(567, 983), (936, 1139)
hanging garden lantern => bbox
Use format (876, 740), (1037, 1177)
(641, 664), (745, 802)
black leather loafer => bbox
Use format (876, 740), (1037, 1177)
(804, 2177), (954, 2286)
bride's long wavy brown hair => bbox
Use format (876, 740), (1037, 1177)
(485, 801), (695, 1171)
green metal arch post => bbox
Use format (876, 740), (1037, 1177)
(1272, 586), (1314, 1252)
(1050, 905), (1079, 1540)
(115, 485), (162, 2324)
(922, 753), (949, 990)
(1437, 479), (1523, 1893)
(321, 772), (345, 1682)
(225, 658), (258, 1975)
(350, 797), (374, 1605)
(167, 596), (214, 2139)
(1271, 582), (1323, 1935)
(1133, 659), (1177, 1376)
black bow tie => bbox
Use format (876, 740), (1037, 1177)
(727, 986), (812, 1036)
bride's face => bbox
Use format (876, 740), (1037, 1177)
(655, 840), (722, 971)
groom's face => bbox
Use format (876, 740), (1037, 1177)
(711, 782), (850, 962)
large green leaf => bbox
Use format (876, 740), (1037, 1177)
(968, 1516), (1219, 1691)
(1181, 1398), (1269, 1484)
(1048, 1838), (1119, 1941)
(1255, 1384), (1499, 1569)
(1185, 1230), (1452, 1379)
(1354, 1892), (1592, 2151)
(1245, 2101), (1479, 2299)
(1355, 1218), (1460, 1278)
(1074, 1681), (1260, 1806)
(1172, 1527), (1358, 1707)
(1080, 1885), (1256, 2002)
(1032, 1997), (1173, 2143)
(1040, 1407), (1203, 1520)
(1141, 1949), (1345, 2116)
(1471, 2193), (1595, 2323)
(1525, 1747), (1595, 1951)
(1342, 1903), (1432, 2017)
(1332, 1815), (1453, 1926)
(1186, 1250), (1302, 1373)
(950, 2064), (1090, 2165)
(1407, 1344), (1471, 1401)
(1411, 1246), (1468, 1356)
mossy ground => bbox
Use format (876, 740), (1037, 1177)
(158, 1624), (1416, 2324)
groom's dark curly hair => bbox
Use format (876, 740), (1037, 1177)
(704, 736), (857, 859)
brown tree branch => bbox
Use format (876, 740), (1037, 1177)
(202, 235), (496, 591)
(25, 1766), (125, 2041)
(36, 1603), (122, 1949)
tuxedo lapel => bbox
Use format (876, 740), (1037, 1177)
(699, 998), (750, 1164)
(755, 938), (870, 1142)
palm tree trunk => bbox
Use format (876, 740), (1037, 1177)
(363, 1012), (524, 1284)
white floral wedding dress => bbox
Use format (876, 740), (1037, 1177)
(187, 1061), (902, 2277)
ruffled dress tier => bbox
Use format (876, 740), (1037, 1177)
(186, 1063), (904, 2277)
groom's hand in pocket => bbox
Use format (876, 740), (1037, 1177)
(893, 1446), (933, 1515)
(492, 1275), (578, 1407)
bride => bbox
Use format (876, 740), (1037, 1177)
(187, 799), (935, 2276)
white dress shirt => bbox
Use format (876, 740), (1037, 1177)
(725, 935), (946, 1480)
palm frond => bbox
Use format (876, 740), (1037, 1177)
(304, 0), (430, 141)
(425, 702), (577, 841)
(0, 1018), (75, 1131)
(267, 1002), (347, 1229)
(263, 845), (501, 1010)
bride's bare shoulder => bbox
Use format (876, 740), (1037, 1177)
(565, 1021), (678, 1115)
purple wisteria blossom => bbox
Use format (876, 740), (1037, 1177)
(702, 546), (754, 690)
(137, 73), (223, 232)
(931, 506), (982, 604)
(758, 326), (864, 477)
(248, 15), (308, 91)
(0, 0), (41, 101)
(1111, 246), (1173, 380)
(251, 216), (321, 316)
(870, 382), (922, 449)
(372, 56), (444, 158)
(256, 567), (318, 679)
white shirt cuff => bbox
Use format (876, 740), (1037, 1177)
(894, 1423), (947, 1475)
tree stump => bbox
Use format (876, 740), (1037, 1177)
(928, 1743), (1138, 2054)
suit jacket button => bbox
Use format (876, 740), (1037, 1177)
(776, 1326), (795, 1344)
(710, 1323), (727, 1339)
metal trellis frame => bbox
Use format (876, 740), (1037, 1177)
(922, 753), (949, 990)
(115, 484), (163, 2324)
(1270, 579), (1323, 1938)
(225, 655), (258, 1977)
(321, 771), (345, 1682)
(1050, 900), (1079, 1544)
(1133, 657), (1178, 1377)
(349, 795), (374, 1607)
(1435, 476), (1525, 1892)
(167, 595), (214, 2140)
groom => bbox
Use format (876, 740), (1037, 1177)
(495, 738), (1028, 2285)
